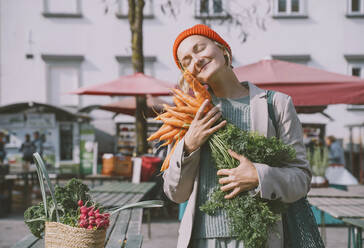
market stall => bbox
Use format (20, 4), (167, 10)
(0, 102), (91, 172)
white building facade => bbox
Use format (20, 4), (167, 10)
(1, 0), (364, 148)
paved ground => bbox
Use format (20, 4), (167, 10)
(0, 208), (356, 248)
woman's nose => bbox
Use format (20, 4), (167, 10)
(191, 56), (204, 70)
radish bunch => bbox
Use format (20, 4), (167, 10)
(78, 200), (110, 230)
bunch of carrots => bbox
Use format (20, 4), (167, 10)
(147, 70), (212, 172)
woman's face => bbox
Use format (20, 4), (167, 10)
(177, 35), (226, 83)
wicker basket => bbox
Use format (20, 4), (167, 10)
(45, 222), (106, 248)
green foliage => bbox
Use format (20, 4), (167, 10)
(23, 204), (46, 238)
(54, 178), (92, 211)
(307, 146), (328, 177)
(24, 178), (94, 238)
(201, 123), (296, 248)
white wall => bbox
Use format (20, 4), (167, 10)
(1, 0), (364, 141)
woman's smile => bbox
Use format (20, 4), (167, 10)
(200, 61), (211, 73)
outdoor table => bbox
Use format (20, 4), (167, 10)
(308, 186), (364, 247)
(12, 181), (156, 248)
(85, 174), (128, 188)
(5, 166), (38, 211)
(341, 218), (364, 248)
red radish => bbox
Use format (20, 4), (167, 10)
(80, 206), (88, 214)
(77, 200), (110, 230)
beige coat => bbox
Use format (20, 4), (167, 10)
(163, 82), (312, 248)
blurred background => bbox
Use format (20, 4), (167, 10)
(0, 0), (364, 247)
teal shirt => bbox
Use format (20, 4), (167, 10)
(192, 95), (250, 239)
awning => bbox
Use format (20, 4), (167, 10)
(99, 95), (168, 117)
(233, 59), (364, 106)
(69, 72), (174, 96)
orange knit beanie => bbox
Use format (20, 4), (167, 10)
(173, 24), (232, 69)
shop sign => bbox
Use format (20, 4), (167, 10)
(27, 113), (55, 128)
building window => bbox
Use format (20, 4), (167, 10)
(271, 54), (311, 65)
(116, 0), (154, 19)
(349, 64), (364, 77)
(345, 55), (364, 110)
(347, 0), (364, 17)
(43, 0), (82, 18)
(273, 0), (307, 18)
(115, 56), (156, 77)
(195, 0), (228, 19)
(59, 123), (74, 161)
(345, 55), (364, 78)
(42, 55), (84, 107)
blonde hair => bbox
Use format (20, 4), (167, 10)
(177, 41), (232, 93)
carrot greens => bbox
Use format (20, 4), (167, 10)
(199, 122), (296, 247)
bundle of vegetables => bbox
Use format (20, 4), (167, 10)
(24, 153), (163, 245)
(147, 70), (213, 171)
(24, 178), (99, 238)
(148, 71), (297, 247)
(78, 200), (110, 230)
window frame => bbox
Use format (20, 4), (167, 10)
(42, 0), (82, 18)
(115, 56), (157, 77)
(58, 122), (75, 162)
(116, 0), (154, 19)
(346, 0), (364, 18)
(344, 55), (364, 111)
(42, 55), (84, 108)
(272, 0), (308, 19)
(194, 0), (229, 20)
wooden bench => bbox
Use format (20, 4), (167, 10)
(12, 181), (156, 248)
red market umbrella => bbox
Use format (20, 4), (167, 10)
(233, 59), (364, 107)
(99, 95), (168, 117)
(69, 72), (175, 155)
(70, 72), (173, 96)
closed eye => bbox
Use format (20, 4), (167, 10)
(181, 42), (206, 68)
(181, 57), (191, 68)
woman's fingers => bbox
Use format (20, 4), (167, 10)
(195, 99), (210, 120)
(224, 187), (241, 199)
(217, 168), (232, 176)
(220, 182), (237, 192)
(204, 111), (222, 128)
(207, 120), (227, 135)
(228, 149), (245, 162)
(202, 106), (221, 123)
(219, 175), (233, 185)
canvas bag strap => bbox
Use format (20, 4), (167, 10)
(267, 90), (278, 135)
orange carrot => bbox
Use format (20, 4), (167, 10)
(170, 106), (198, 115)
(160, 117), (189, 128)
(183, 70), (211, 102)
(154, 112), (172, 120)
(173, 96), (186, 107)
(147, 124), (173, 141)
(164, 104), (193, 122)
(172, 89), (200, 108)
(160, 138), (173, 147)
(161, 140), (178, 172)
(174, 129), (187, 140)
(159, 128), (180, 141)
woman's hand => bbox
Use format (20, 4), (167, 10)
(184, 99), (227, 154)
(217, 149), (259, 199)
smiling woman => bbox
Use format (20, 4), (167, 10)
(162, 24), (313, 248)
